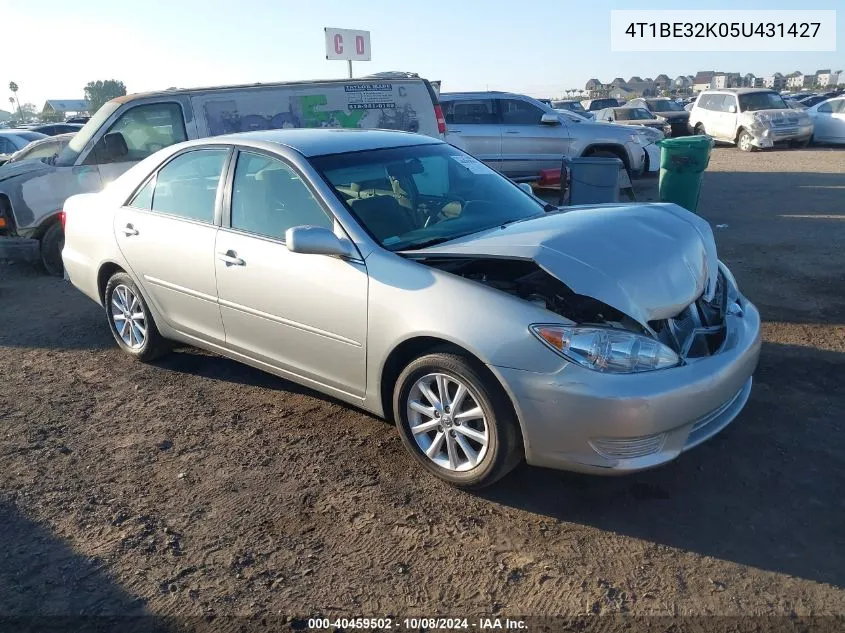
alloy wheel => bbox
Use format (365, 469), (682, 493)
(406, 372), (489, 472)
(110, 284), (147, 349)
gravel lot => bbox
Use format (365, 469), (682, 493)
(1, 147), (843, 631)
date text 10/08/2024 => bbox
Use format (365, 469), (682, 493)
(307, 617), (528, 630)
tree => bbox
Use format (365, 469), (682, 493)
(84, 79), (127, 114)
(8, 81), (21, 118)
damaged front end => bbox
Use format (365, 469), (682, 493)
(411, 254), (736, 370)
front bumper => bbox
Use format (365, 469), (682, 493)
(751, 124), (814, 148)
(492, 296), (761, 474)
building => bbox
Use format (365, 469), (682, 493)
(609, 77), (628, 88)
(763, 72), (785, 90)
(41, 99), (90, 117)
(0, 109), (11, 123)
(626, 80), (657, 97)
(609, 86), (634, 101)
(816, 70), (839, 87)
(742, 73), (763, 88)
(673, 75), (692, 91)
(785, 72), (814, 90)
(654, 74), (672, 91)
(713, 73), (741, 89)
(585, 78), (603, 91)
(692, 71), (716, 92)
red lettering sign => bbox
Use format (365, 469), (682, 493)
(334, 34), (344, 54)
(355, 35), (365, 55)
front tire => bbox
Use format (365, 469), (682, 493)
(40, 222), (64, 277)
(393, 352), (522, 489)
(737, 129), (756, 152)
(104, 272), (170, 362)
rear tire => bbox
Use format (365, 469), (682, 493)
(40, 222), (64, 277)
(694, 123), (706, 136)
(393, 352), (522, 489)
(104, 272), (171, 362)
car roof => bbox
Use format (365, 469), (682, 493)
(440, 91), (523, 99)
(701, 88), (775, 95)
(188, 128), (442, 157)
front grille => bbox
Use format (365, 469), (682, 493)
(772, 127), (799, 137)
(652, 271), (729, 359)
(590, 433), (667, 460)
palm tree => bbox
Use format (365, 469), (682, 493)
(8, 81), (21, 119)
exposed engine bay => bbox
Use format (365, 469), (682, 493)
(413, 255), (730, 358)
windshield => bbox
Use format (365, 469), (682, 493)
(553, 101), (586, 112)
(56, 100), (121, 165)
(739, 92), (788, 112)
(647, 100), (684, 112)
(615, 108), (654, 121)
(311, 143), (545, 251)
(588, 99), (618, 111)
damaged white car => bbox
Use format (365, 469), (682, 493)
(62, 129), (761, 488)
(690, 88), (813, 151)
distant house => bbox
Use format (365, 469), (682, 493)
(786, 72), (814, 89)
(0, 109), (11, 122)
(41, 99), (91, 117)
(585, 78), (603, 91)
(609, 86), (634, 101)
(628, 76), (643, 84)
(763, 72), (785, 90)
(693, 71), (716, 92)
(654, 74), (672, 90)
(816, 70), (839, 87)
(610, 77), (628, 88)
(626, 80), (657, 97)
(673, 75), (692, 90)
(713, 73), (741, 89)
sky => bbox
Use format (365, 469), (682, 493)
(1, 0), (841, 112)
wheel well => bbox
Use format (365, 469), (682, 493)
(32, 212), (62, 240)
(735, 127), (747, 143)
(97, 263), (125, 305)
(380, 336), (500, 423)
(582, 144), (630, 171)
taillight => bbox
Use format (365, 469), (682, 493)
(59, 210), (66, 230)
(434, 104), (447, 135)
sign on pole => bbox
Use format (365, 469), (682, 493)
(324, 27), (371, 78)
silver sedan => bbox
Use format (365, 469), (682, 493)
(62, 129), (761, 488)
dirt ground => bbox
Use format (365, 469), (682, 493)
(1, 147), (844, 632)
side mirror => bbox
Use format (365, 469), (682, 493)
(286, 226), (354, 258)
(540, 113), (560, 125)
(728, 105), (737, 113)
(100, 132), (128, 161)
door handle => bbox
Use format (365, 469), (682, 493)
(505, 130), (520, 134)
(217, 250), (245, 266)
(122, 224), (139, 236)
(449, 129), (462, 133)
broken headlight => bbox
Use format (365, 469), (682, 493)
(531, 325), (681, 373)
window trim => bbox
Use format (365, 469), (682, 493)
(123, 145), (234, 227)
(220, 146), (339, 245)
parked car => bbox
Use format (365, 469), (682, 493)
(551, 100), (594, 119)
(4, 133), (74, 165)
(797, 94), (829, 108)
(806, 97), (845, 144)
(25, 123), (84, 136)
(689, 88), (813, 151)
(580, 98), (620, 112)
(0, 130), (48, 166)
(627, 98), (690, 137)
(62, 128), (761, 488)
(0, 75), (445, 276)
(66, 116), (91, 124)
(593, 106), (671, 137)
(784, 99), (807, 110)
(440, 91), (648, 181)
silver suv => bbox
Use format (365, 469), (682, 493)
(440, 92), (647, 181)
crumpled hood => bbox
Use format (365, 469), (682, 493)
(0, 159), (51, 183)
(414, 203), (718, 328)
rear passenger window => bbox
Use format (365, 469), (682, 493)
(499, 99), (544, 125)
(443, 100), (496, 125)
(148, 149), (228, 222)
(230, 152), (332, 240)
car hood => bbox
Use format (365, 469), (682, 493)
(410, 203), (718, 328)
(0, 158), (51, 183)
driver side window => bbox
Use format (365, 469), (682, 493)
(498, 99), (544, 125)
(95, 102), (187, 164)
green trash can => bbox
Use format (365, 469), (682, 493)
(656, 135), (714, 212)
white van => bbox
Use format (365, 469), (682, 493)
(0, 75), (446, 275)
